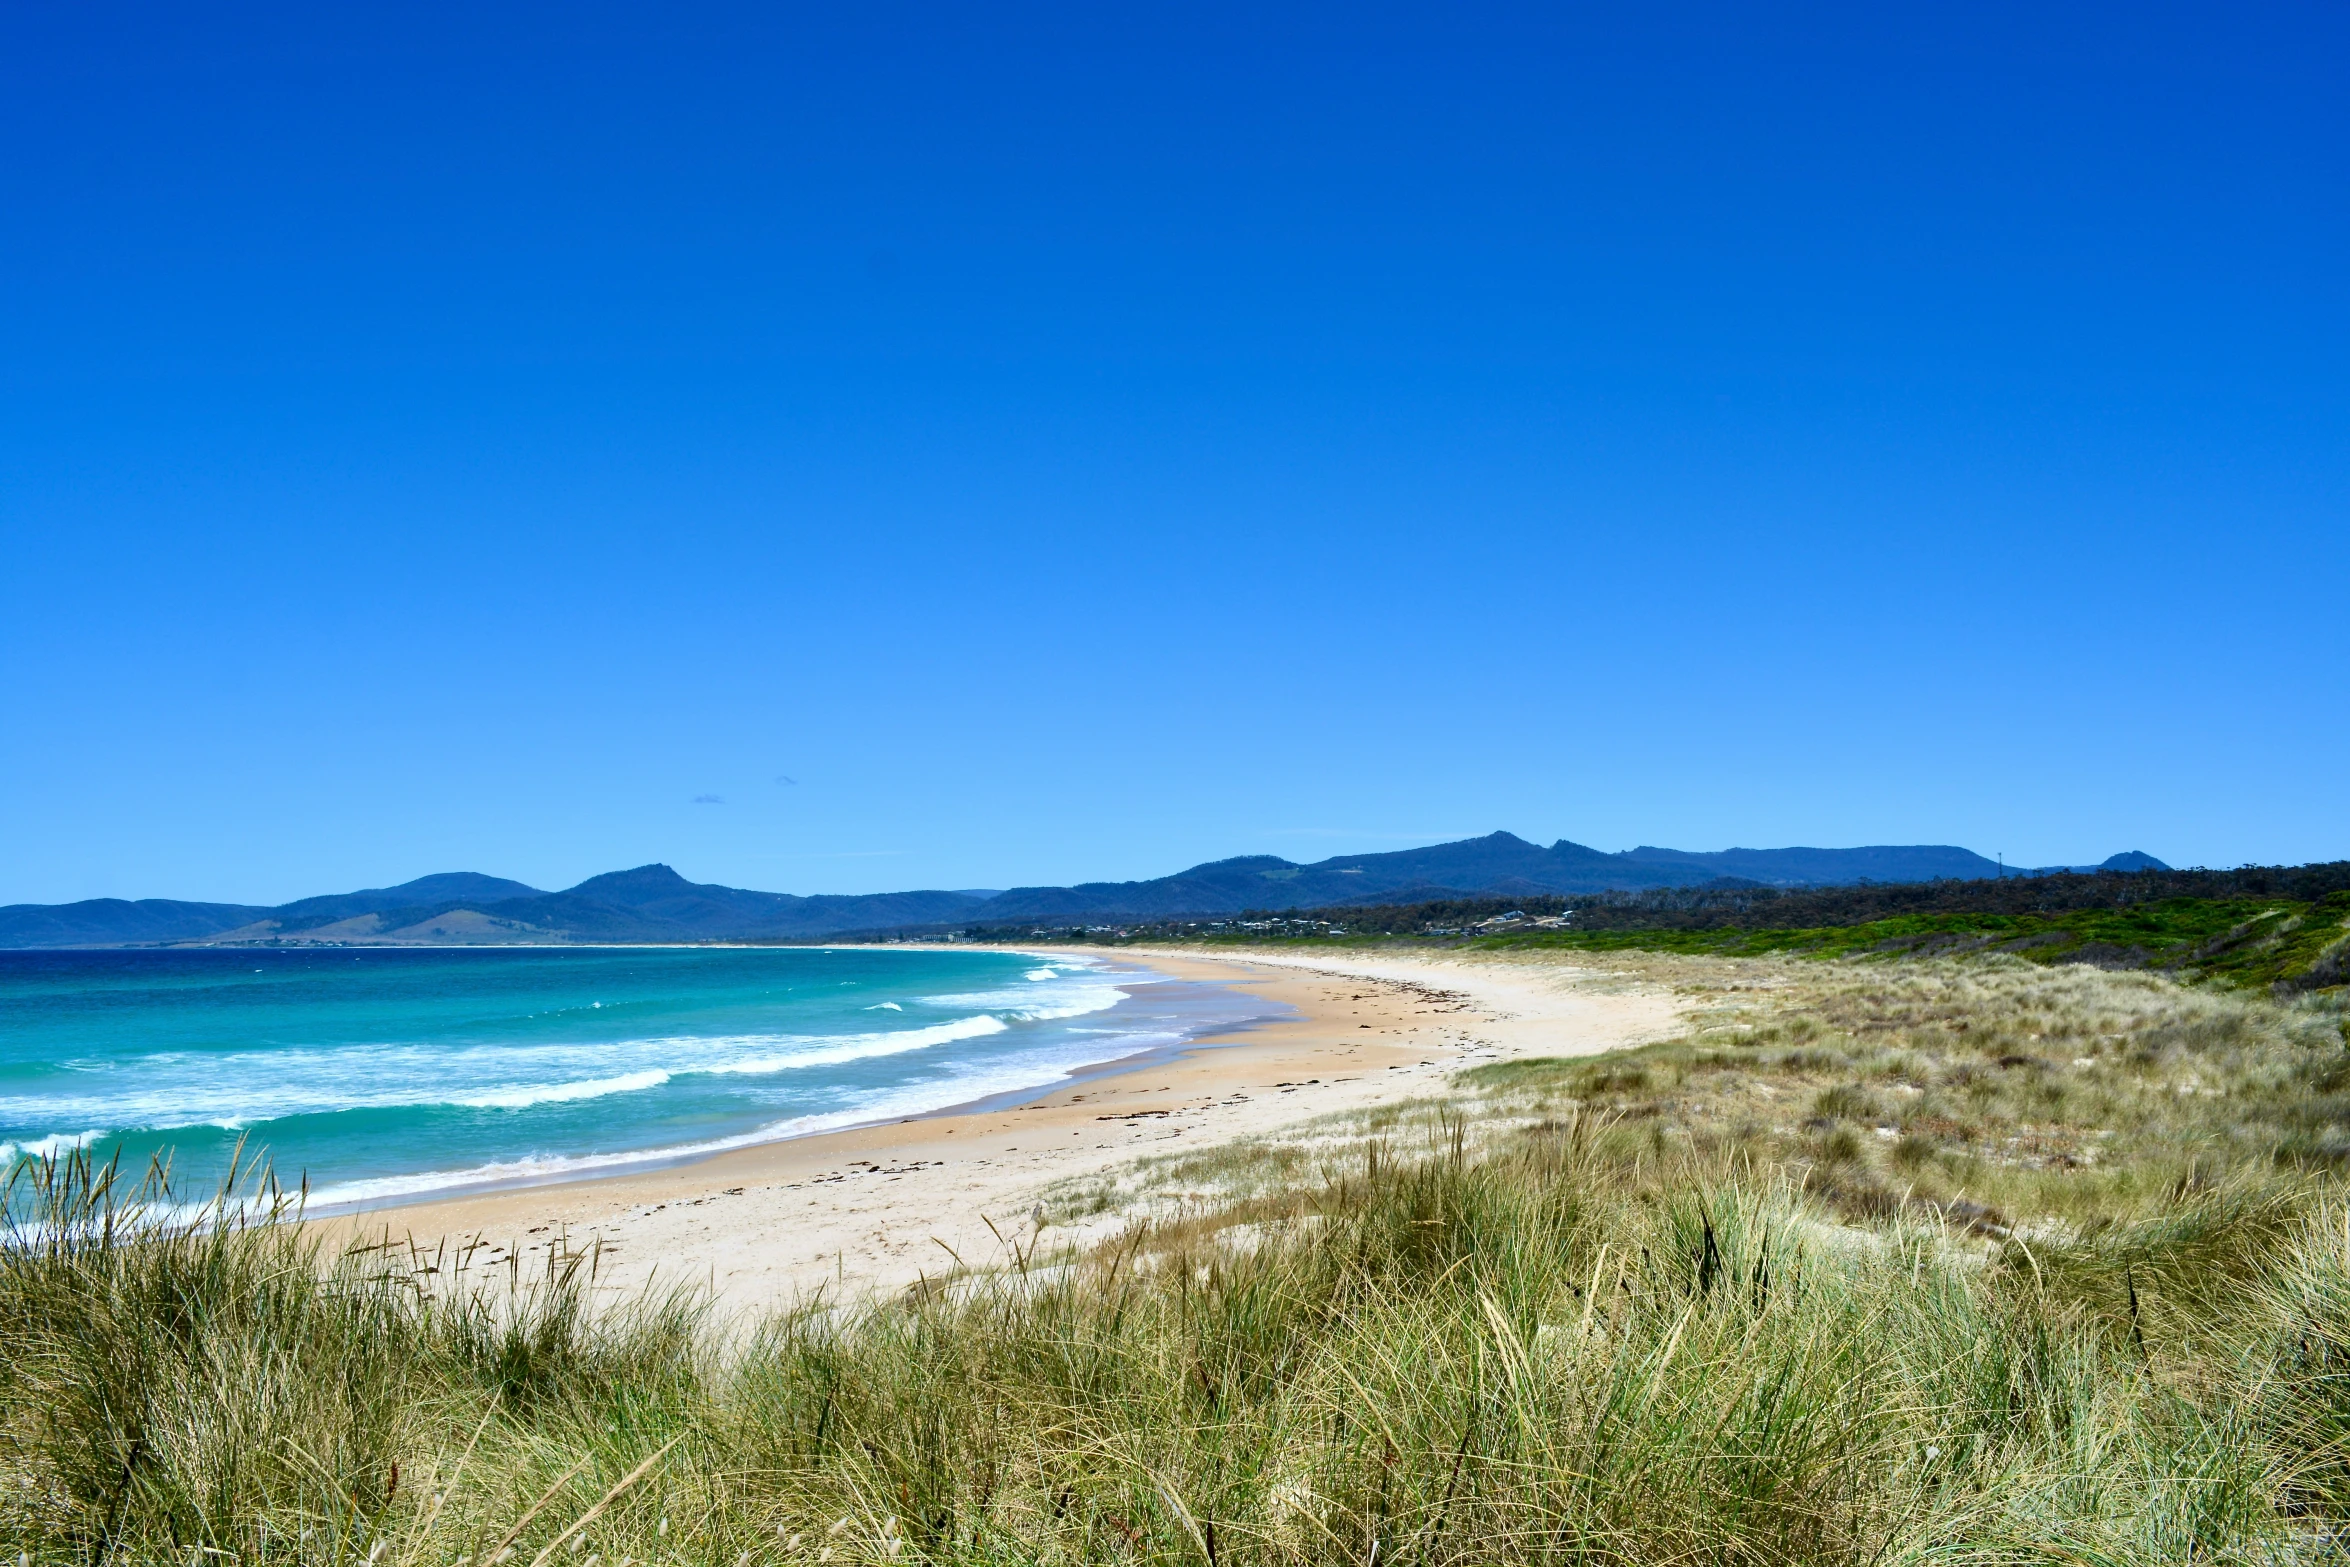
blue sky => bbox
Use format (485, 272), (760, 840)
(4, 2), (2343, 906)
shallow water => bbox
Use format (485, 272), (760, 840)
(0, 946), (1279, 1209)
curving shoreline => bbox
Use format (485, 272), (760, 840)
(331, 947), (1686, 1312)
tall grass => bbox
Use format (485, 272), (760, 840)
(5, 957), (2349, 1564)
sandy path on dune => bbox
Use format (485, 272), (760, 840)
(332, 948), (1684, 1313)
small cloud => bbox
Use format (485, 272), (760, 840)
(693, 794), (726, 805)
(774, 774), (798, 786)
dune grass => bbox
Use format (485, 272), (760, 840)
(1474, 889), (2350, 991)
(5, 955), (2349, 1564)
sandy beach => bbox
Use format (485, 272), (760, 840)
(341, 948), (1686, 1312)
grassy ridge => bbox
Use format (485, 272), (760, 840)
(6, 956), (2350, 1564)
(1481, 890), (2350, 989)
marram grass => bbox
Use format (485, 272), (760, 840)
(6, 956), (2350, 1565)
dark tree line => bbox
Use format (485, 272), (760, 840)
(822, 862), (2350, 946)
(1532, 863), (2350, 933)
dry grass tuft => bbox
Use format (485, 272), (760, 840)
(4, 955), (2347, 1564)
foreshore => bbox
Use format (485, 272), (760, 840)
(335, 947), (1685, 1312)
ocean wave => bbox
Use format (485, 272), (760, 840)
(920, 982), (1128, 1022)
(0, 1128), (108, 1164)
(699, 1013), (1009, 1075)
(296, 1031), (1146, 1211)
(0, 953), (1265, 1207)
(0, 1013), (1027, 1130)
(458, 1069), (673, 1110)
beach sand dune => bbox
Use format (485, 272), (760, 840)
(340, 948), (1684, 1312)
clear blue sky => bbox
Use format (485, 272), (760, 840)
(4, 2), (2343, 906)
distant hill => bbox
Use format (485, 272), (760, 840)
(969, 835), (2167, 922)
(48, 866), (998, 949)
(268, 873), (547, 925)
(0, 896), (271, 949)
(0, 837), (2172, 948)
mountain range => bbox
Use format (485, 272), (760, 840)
(0, 835), (2169, 948)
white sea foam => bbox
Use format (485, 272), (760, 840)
(920, 982), (1129, 1022)
(2, 949), (1270, 1211)
(698, 1013), (1010, 1076)
(458, 1069), (674, 1110)
(0, 1128), (109, 1164)
(297, 1026), (1166, 1211)
(0, 1012), (1034, 1130)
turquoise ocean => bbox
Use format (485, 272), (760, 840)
(0, 947), (1279, 1210)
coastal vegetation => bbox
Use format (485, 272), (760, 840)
(971, 862), (2350, 994)
(1483, 890), (2350, 991)
(6, 951), (2350, 1564)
